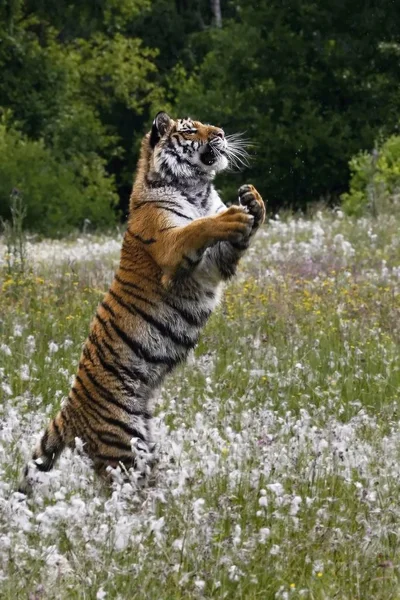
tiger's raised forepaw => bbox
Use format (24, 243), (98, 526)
(238, 184), (265, 231)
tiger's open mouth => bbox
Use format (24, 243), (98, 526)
(200, 144), (217, 166)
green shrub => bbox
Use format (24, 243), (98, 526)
(0, 123), (118, 236)
(341, 136), (400, 217)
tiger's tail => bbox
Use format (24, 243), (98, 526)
(19, 410), (69, 494)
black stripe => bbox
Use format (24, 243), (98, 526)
(108, 290), (137, 318)
(72, 385), (150, 434)
(164, 298), (211, 327)
(40, 429), (49, 455)
(127, 228), (156, 245)
(52, 419), (62, 441)
(131, 300), (196, 349)
(184, 194), (197, 205)
(145, 176), (166, 189)
(164, 148), (192, 167)
(89, 331), (118, 359)
(97, 435), (135, 452)
(115, 274), (145, 293)
(106, 292), (195, 349)
(171, 134), (183, 147)
(132, 199), (183, 210)
(132, 195), (192, 217)
(183, 253), (202, 267)
(79, 364), (152, 420)
(67, 395), (103, 449)
(95, 311), (115, 342)
(230, 239), (249, 251)
(75, 375), (112, 413)
(77, 370), (137, 423)
(118, 266), (161, 287)
(213, 248), (239, 278)
(35, 460), (53, 472)
(101, 300), (116, 318)
(201, 184), (211, 209)
(106, 318), (178, 366)
(156, 199), (186, 207)
(80, 362), (133, 413)
(159, 225), (178, 232)
(100, 337), (150, 386)
(131, 200), (152, 211)
(88, 333), (149, 390)
(76, 396), (115, 436)
(72, 388), (107, 429)
(61, 407), (70, 425)
(94, 316), (155, 386)
(156, 205), (193, 221)
(113, 283), (157, 307)
(75, 379), (147, 429)
(84, 343), (130, 391)
(95, 453), (136, 465)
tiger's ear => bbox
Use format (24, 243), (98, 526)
(150, 111), (172, 148)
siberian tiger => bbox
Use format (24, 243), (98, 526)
(20, 111), (265, 492)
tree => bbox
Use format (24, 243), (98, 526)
(0, 0), (164, 231)
(171, 0), (400, 210)
(210, 0), (222, 28)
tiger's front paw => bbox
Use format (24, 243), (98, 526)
(213, 205), (254, 243)
(238, 184), (265, 232)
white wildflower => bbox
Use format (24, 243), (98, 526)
(228, 565), (242, 582)
(192, 498), (205, 524)
(194, 579), (206, 591)
(74, 437), (85, 452)
(1, 382), (12, 396)
(267, 482), (284, 496)
(312, 560), (324, 574)
(290, 496), (302, 516)
(48, 341), (59, 354)
(20, 364), (30, 381)
(0, 344), (11, 356)
(26, 335), (36, 354)
(172, 538), (184, 551)
(259, 528), (271, 544)
(13, 324), (23, 337)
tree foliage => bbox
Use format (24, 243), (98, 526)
(1, 0), (400, 232)
(0, 0), (161, 233)
(342, 135), (400, 217)
(170, 0), (400, 209)
(0, 118), (118, 236)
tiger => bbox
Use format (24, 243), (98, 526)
(20, 111), (265, 492)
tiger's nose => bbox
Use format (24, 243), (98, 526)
(210, 129), (225, 140)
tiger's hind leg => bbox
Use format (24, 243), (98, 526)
(19, 410), (70, 494)
(93, 438), (158, 489)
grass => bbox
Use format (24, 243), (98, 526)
(0, 210), (400, 599)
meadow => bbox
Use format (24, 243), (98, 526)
(0, 209), (399, 599)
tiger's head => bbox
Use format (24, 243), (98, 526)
(147, 111), (247, 183)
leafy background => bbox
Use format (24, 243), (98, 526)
(1, 0), (400, 234)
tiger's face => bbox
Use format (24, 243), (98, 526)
(149, 111), (245, 181)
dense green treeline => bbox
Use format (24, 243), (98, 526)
(1, 0), (400, 234)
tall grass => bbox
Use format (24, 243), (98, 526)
(0, 210), (399, 599)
